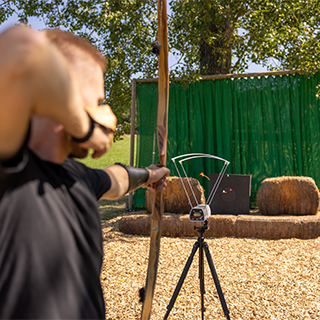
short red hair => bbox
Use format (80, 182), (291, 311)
(42, 29), (107, 72)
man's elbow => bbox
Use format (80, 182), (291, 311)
(0, 25), (47, 78)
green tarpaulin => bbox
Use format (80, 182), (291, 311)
(133, 73), (320, 209)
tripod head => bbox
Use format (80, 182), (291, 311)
(194, 220), (209, 238)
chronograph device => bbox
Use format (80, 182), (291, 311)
(164, 153), (231, 320)
(189, 204), (211, 222)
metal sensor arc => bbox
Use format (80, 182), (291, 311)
(171, 153), (230, 222)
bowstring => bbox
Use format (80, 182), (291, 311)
(150, 131), (156, 191)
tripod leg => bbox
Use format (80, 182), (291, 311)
(163, 242), (199, 320)
(203, 242), (231, 320)
(199, 241), (205, 320)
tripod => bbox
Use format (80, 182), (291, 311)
(163, 221), (230, 320)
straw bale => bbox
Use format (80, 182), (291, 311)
(119, 214), (237, 238)
(118, 214), (151, 236)
(145, 176), (205, 214)
(119, 213), (320, 239)
(234, 215), (320, 239)
(257, 176), (320, 216)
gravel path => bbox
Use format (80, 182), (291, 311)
(101, 217), (320, 320)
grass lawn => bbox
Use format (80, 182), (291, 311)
(77, 136), (136, 220)
(77, 135), (132, 169)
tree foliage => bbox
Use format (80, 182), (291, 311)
(1, 0), (320, 133)
(170, 0), (320, 77)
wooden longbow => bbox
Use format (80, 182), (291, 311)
(140, 1), (169, 319)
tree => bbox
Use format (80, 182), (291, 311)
(170, 0), (320, 77)
(1, 0), (320, 133)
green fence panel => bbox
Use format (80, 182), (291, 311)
(133, 73), (320, 209)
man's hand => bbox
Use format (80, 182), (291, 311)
(78, 105), (117, 158)
(78, 126), (114, 158)
(144, 164), (170, 192)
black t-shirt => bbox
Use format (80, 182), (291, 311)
(0, 148), (111, 319)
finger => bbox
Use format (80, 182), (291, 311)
(155, 181), (165, 193)
(91, 149), (105, 158)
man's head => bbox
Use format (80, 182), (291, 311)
(42, 29), (106, 108)
(42, 29), (107, 72)
(30, 29), (114, 160)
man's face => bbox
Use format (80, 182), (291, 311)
(78, 59), (105, 107)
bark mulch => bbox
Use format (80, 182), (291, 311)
(101, 215), (320, 320)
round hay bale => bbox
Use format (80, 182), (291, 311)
(257, 176), (320, 216)
(145, 176), (206, 214)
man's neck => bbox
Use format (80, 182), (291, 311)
(30, 140), (68, 164)
(29, 116), (70, 164)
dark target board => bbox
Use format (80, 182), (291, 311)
(209, 174), (251, 215)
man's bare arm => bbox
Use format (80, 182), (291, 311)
(100, 164), (170, 200)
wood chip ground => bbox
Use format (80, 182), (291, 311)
(101, 216), (320, 320)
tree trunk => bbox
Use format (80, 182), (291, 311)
(200, 20), (232, 75)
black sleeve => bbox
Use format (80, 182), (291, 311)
(63, 159), (112, 199)
(0, 128), (30, 180)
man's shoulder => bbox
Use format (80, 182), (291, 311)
(62, 158), (105, 181)
(62, 158), (111, 198)
(63, 158), (91, 174)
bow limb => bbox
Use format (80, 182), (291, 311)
(140, 1), (169, 319)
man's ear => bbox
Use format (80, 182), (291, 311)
(53, 123), (64, 133)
